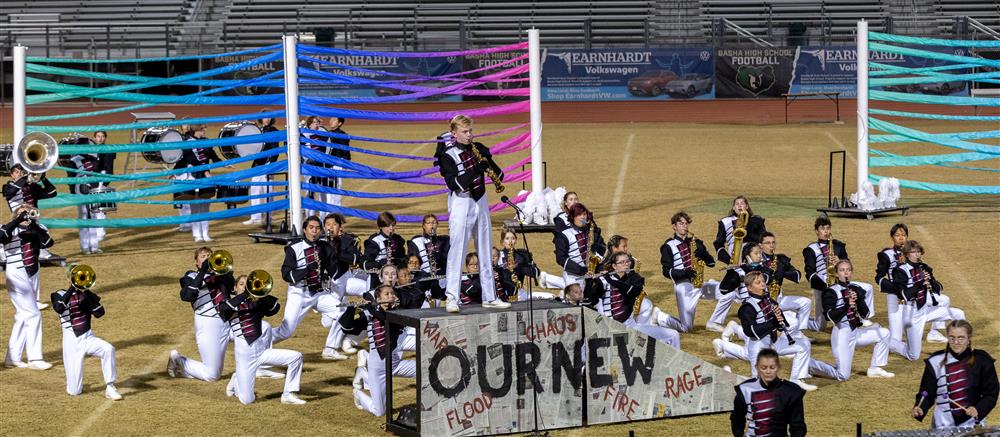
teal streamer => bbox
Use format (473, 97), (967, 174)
(869, 149), (1000, 169)
(120, 190), (288, 205)
(27, 76), (285, 106)
(39, 199), (289, 229)
(26, 44), (281, 64)
(869, 174), (1000, 195)
(870, 70), (1000, 87)
(57, 132), (285, 155)
(869, 118), (1000, 154)
(869, 43), (1000, 69)
(870, 90), (1000, 106)
(870, 129), (1000, 143)
(869, 109), (1000, 121)
(868, 32), (1000, 48)
(27, 110), (285, 134)
(869, 62), (982, 77)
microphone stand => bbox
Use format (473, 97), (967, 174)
(502, 196), (548, 436)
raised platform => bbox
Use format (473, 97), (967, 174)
(501, 220), (554, 233)
(817, 206), (910, 221)
(247, 232), (297, 244)
(385, 301), (740, 436)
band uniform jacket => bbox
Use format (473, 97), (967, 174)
(803, 239), (849, 290)
(51, 287), (105, 337)
(3, 175), (57, 212)
(915, 348), (998, 426)
(731, 377), (807, 437)
(660, 234), (716, 283)
(219, 293), (280, 346)
(1, 215), (54, 277)
(714, 214), (766, 264)
(875, 246), (905, 295)
(438, 141), (503, 201)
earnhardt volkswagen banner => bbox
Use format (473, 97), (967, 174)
(542, 48), (715, 101)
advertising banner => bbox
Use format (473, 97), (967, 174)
(542, 48), (715, 101)
(715, 47), (797, 98)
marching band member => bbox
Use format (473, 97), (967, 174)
(168, 247), (234, 381)
(340, 284), (415, 417)
(273, 216), (343, 347)
(490, 247), (519, 302)
(552, 191), (579, 231)
(498, 228), (557, 300)
(559, 282), (585, 306)
(67, 151), (105, 254)
(323, 117), (351, 208)
(713, 196), (766, 265)
(913, 320), (997, 428)
(822, 259), (896, 380)
(438, 114), (509, 313)
(761, 232), (811, 333)
(737, 271), (832, 392)
(51, 269), (121, 400)
(892, 240), (966, 361)
(458, 253), (486, 305)
(3, 164), (58, 213)
(802, 216), (849, 332)
(302, 116), (327, 219)
(222, 275), (306, 405)
(554, 203), (605, 294)
(731, 348), (807, 437)
(177, 124), (222, 242)
(406, 254), (446, 305)
(707, 244), (768, 332)
(319, 213), (365, 360)
(600, 234), (685, 335)
(875, 223), (948, 344)
(363, 212), (407, 289)
(94, 130), (114, 175)
(1, 205), (54, 370)
(243, 114), (281, 225)
(407, 214), (448, 280)
(589, 252), (679, 347)
(659, 211), (715, 332)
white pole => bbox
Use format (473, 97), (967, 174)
(13, 45), (26, 145)
(856, 20), (869, 195)
(527, 29), (543, 198)
(282, 34), (303, 235)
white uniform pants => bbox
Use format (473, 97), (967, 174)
(829, 324), (895, 381)
(538, 271), (566, 290)
(719, 309), (796, 362)
(896, 298), (965, 361)
(779, 294), (813, 333)
(77, 205), (105, 252)
(179, 314), (230, 381)
(707, 289), (741, 327)
(746, 335), (829, 381)
(445, 193), (496, 303)
(672, 281), (703, 333)
(624, 317), (679, 348)
(355, 347), (416, 417)
(190, 202), (210, 240)
(248, 174), (267, 222)
(322, 273), (368, 350)
(886, 294), (903, 343)
(634, 299), (681, 348)
(231, 323), (302, 405)
(62, 330), (116, 395)
(5, 268), (43, 362)
(274, 285), (342, 344)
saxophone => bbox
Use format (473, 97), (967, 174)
(426, 231), (439, 276)
(824, 236), (836, 286)
(689, 232), (706, 289)
(506, 248), (522, 302)
(469, 144), (504, 193)
(730, 211), (749, 265)
(585, 220), (602, 275)
(767, 255), (781, 301)
(385, 237), (395, 268)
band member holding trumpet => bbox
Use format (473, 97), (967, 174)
(891, 240), (966, 361)
(2, 205), (54, 370)
(713, 196), (766, 265)
(168, 247), (236, 382)
(438, 114), (509, 313)
(555, 203), (605, 294)
(802, 216), (849, 332)
(340, 284), (415, 417)
(913, 320), (997, 428)
(822, 259), (897, 380)
(659, 211), (716, 333)
(51, 265), (121, 400)
(222, 273), (306, 405)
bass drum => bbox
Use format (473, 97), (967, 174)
(0, 144), (13, 176)
(217, 121), (263, 159)
(139, 127), (184, 164)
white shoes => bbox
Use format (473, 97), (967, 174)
(342, 339), (358, 355)
(36, 302), (49, 311)
(352, 388), (365, 410)
(91, 248), (103, 254)
(166, 350), (180, 377)
(4, 359), (27, 368)
(321, 348), (348, 361)
(255, 369), (285, 379)
(861, 319), (873, 328)
(482, 299), (511, 309)
(705, 322), (725, 333)
(27, 360), (52, 370)
(105, 384), (123, 401)
(194, 237), (203, 243)
(721, 320), (741, 342)
(790, 379), (818, 392)
(926, 330), (948, 343)
(712, 339), (726, 358)
(446, 299), (460, 313)
(867, 367), (895, 378)
(280, 392), (306, 405)
(226, 375), (236, 397)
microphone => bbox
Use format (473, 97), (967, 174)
(500, 195), (525, 221)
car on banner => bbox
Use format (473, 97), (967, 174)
(917, 80), (966, 95)
(374, 80), (452, 101)
(664, 73), (713, 98)
(626, 70), (679, 97)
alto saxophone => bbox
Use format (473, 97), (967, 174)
(585, 219), (602, 275)
(767, 255), (781, 301)
(506, 248), (522, 302)
(730, 211), (749, 265)
(469, 144), (504, 193)
(689, 232), (706, 289)
(825, 236), (836, 287)
(426, 232), (439, 276)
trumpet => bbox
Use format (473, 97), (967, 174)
(68, 264), (97, 290)
(15, 205), (40, 220)
(246, 269), (273, 301)
(209, 249), (234, 275)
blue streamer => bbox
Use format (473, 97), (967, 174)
(302, 183), (445, 199)
(871, 129), (1000, 143)
(26, 44), (281, 64)
(58, 132), (286, 155)
(28, 110), (287, 134)
(40, 199), (289, 229)
(870, 70), (1000, 87)
(301, 198), (430, 223)
(869, 43), (1000, 69)
(300, 136), (433, 161)
(870, 150), (1000, 168)
(869, 174), (1000, 195)
(869, 62), (982, 77)
(28, 76), (286, 106)
(121, 190), (289, 205)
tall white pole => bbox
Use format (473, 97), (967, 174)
(856, 20), (869, 194)
(527, 29), (543, 198)
(282, 35), (303, 235)
(13, 45), (26, 145)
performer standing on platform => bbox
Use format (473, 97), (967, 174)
(51, 270), (121, 400)
(731, 348), (807, 437)
(2, 205), (54, 370)
(659, 211), (716, 332)
(714, 196), (766, 265)
(913, 320), (997, 429)
(244, 114), (281, 225)
(438, 115), (509, 313)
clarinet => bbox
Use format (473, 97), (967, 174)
(919, 260), (939, 307)
(767, 295), (796, 345)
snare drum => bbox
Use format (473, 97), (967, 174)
(218, 121), (263, 159)
(0, 144), (13, 176)
(139, 127), (184, 164)
(217, 185), (250, 206)
(87, 186), (117, 213)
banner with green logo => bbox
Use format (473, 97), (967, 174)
(715, 47), (796, 98)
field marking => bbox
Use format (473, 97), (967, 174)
(605, 133), (636, 234)
(824, 131), (856, 164)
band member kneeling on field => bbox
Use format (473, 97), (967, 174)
(822, 259), (896, 380)
(2, 205), (54, 370)
(222, 275), (305, 405)
(802, 216), (854, 332)
(913, 320), (998, 428)
(340, 284), (415, 416)
(707, 244), (768, 332)
(731, 348), (806, 437)
(876, 223), (913, 344)
(588, 252), (679, 347)
(659, 211), (716, 333)
(891, 240), (966, 361)
(169, 247), (235, 381)
(761, 232), (811, 333)
(51, 269), (121, 400)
